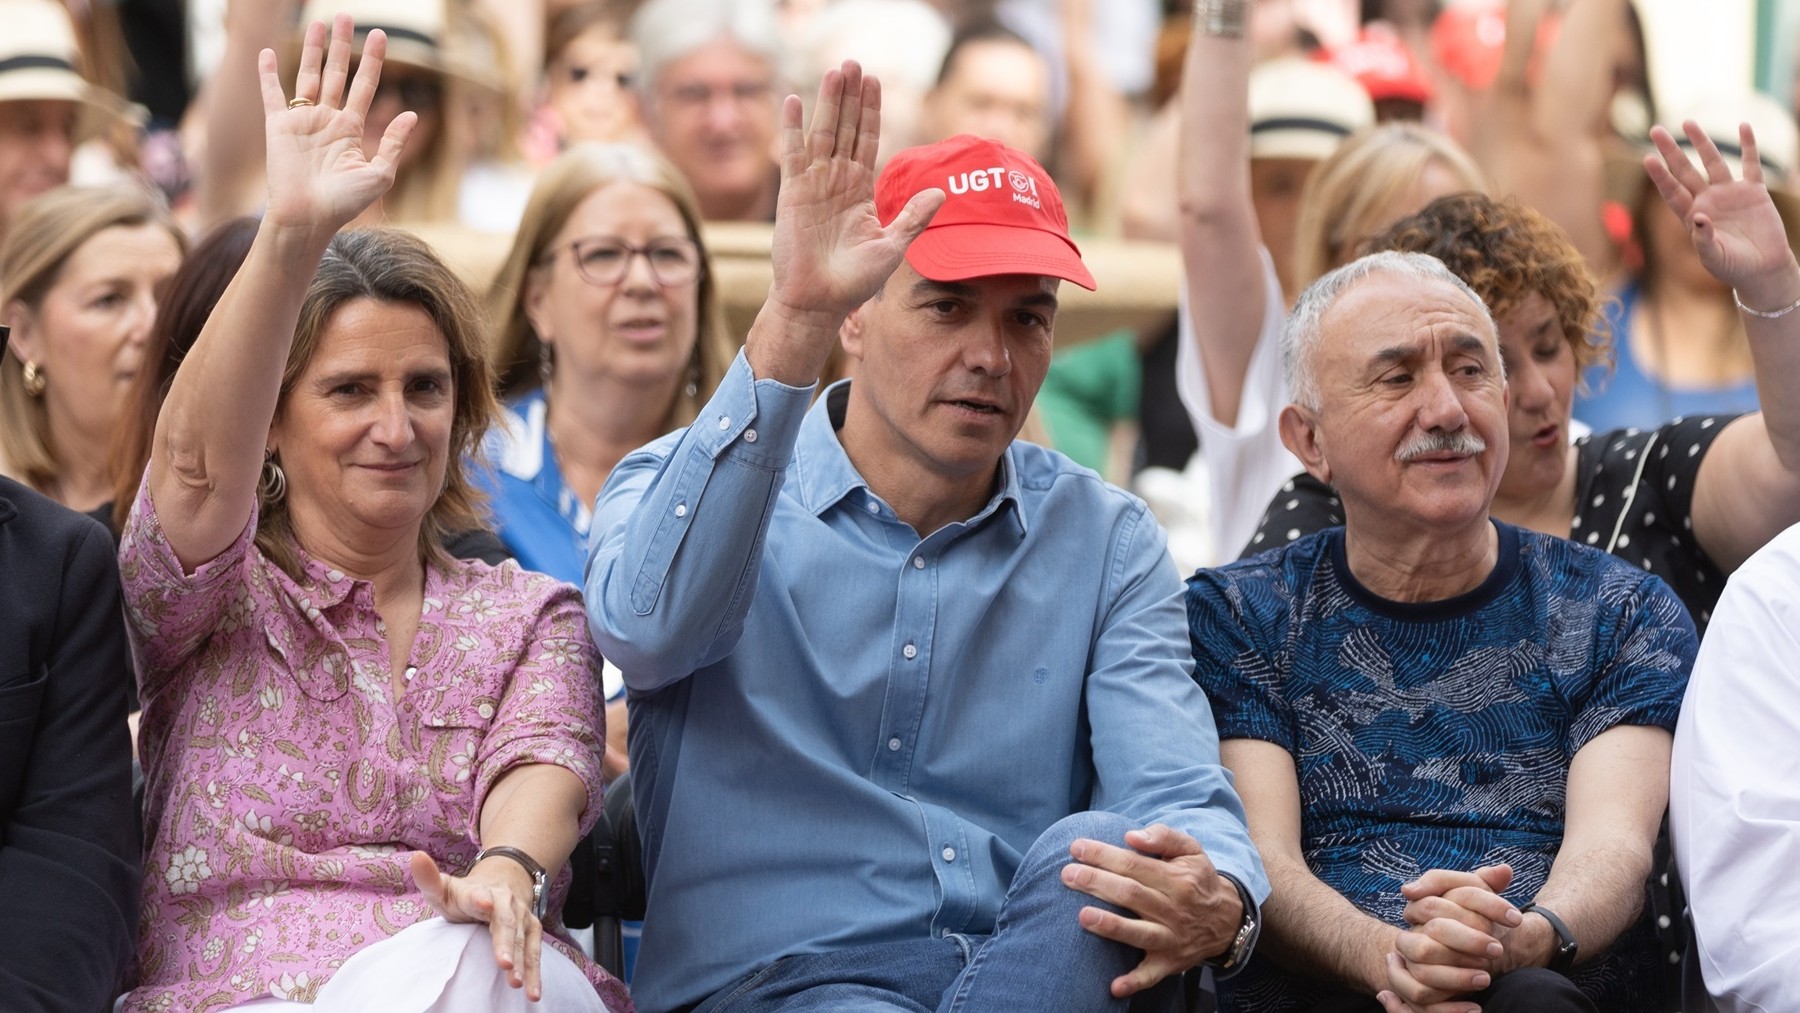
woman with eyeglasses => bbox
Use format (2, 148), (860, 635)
(483, 142), (734, 775)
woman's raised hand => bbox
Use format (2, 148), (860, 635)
(1646, 121), (1800, 306)
(259, 15), (416, 233)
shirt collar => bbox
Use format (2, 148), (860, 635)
(792, 379), (1029, 535)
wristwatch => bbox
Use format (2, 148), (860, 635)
(1206, 874), (1261, 975)
(473, 845), (549, 919)
(1520, 902), (1578, 974)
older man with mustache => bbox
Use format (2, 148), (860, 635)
(1185, 252), (1697, 1013)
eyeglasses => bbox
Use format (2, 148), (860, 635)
(564, 235), (703, 287)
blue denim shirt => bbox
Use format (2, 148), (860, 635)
(586, 351), (1267, 1013)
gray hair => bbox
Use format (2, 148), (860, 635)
(631, 0), (782, 99)
(1283, 250), (1498, 410)
(784, 0), (950, 104)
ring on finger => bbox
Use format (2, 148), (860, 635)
(288, 96), (316, 109)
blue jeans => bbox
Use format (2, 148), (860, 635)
(690, 812), (1190, 1013)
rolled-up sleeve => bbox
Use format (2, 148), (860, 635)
(117, 476), (258, 699)
(585, 350), (814, 690)
(472, 585), (608, 833)
(1085, 502), (1270, 905)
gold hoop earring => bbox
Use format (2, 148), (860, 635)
(21, 360), (45, 398)
(258, 448), (288, 505)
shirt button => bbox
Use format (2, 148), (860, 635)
(902, 643), (917, 660)
(887, 737), (902, 752)
(717, 415), (731, 430)
(941, 846), (956, 862)
(404, 666), (417, 681)
(866, 501), (880, 515)
(912, 556), (925, 570)
(674, 502), (688, 518)
(743, 428), (758, 443)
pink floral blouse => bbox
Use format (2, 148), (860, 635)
(118, 485), (632, 1013)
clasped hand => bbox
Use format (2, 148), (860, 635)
(1061, 824), (1243, 998)
(1377, 864), (1523, 1013)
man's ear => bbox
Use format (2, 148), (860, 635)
(1278, 403), (1332, 486)
(839, 302), (867, 360)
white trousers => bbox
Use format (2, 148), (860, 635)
(121, 920), (614, 1012)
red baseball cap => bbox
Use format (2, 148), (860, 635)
(1324, 26), (1433, 106)
(875, 134), (1096, 291)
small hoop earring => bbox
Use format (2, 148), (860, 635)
(259, 448), (288, 505)
(684, 359), (700, 400)
(21, 360), (45, 398)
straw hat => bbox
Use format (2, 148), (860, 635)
(1247, 58), (1375, 162)
(0, 0), (141, 138)
(297, 0), (503, 93)
(1606, 91), (1800, 255)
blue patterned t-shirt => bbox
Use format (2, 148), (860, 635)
(1186, 521), (1695, 1012)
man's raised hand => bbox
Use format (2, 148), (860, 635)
(749, 61), (945, 387)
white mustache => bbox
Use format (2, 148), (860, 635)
(1395, 429), (1487, 462)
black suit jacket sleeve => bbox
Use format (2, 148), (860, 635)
(0, 485), (140, 1013)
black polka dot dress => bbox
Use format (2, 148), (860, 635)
(1239, 415), (1737, 636)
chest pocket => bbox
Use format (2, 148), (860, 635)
(413, 693), (502, 800)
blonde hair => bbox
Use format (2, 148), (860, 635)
(486, 142), (733, 427)
(0, 185), (183, 494)
(260, 228), (498, 577)
(1292, 123), (1487, 290)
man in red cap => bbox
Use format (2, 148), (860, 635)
(587, 62), (1266, 1013)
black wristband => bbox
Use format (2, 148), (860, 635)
(1519, 902), (1578, 974)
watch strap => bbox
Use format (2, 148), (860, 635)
(1206, 873), (1261, 976)
(473, 845), (549, 919)
(1519, 902), (1578, 974)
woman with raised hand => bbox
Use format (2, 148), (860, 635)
(119, 15), (626, 1012)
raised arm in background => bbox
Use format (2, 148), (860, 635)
(1175, 1), (1264, 427)
(194, 0), (299, 231)
(152, 15), (414, 570)
(1483, 0), (1622, 275)
(1658, 121), (1800, 572)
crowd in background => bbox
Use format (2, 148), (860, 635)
(7, 0), (1800, 1010)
